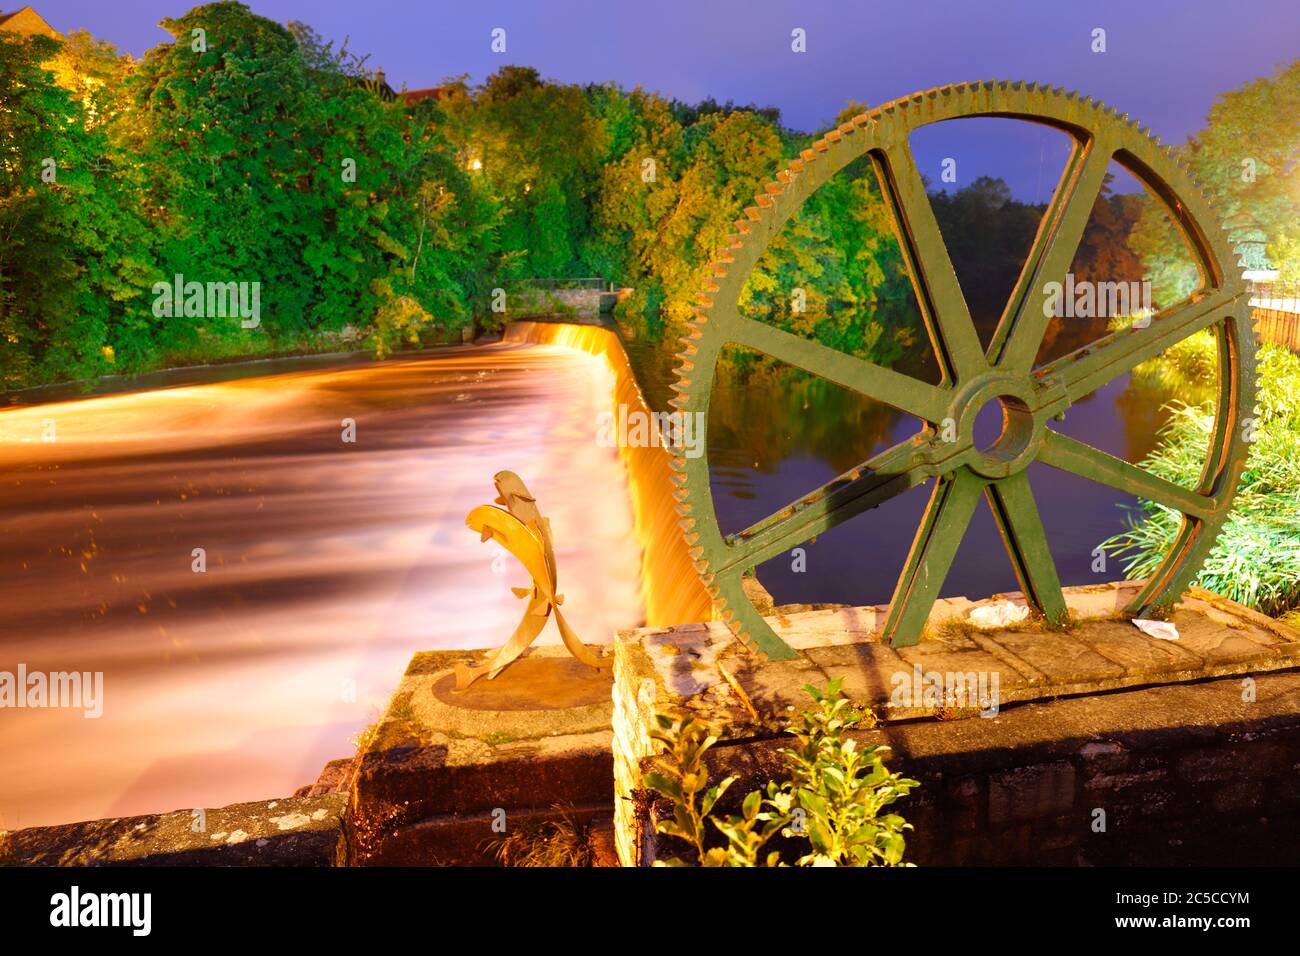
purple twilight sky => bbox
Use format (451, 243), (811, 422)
(28, 0), (1300, 200)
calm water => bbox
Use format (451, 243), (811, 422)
(0, 344), (643, 829)
(622, 309), (1178, 608)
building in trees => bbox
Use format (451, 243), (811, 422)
(0, 5), (58, 39)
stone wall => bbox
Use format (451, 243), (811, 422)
(348, 647), (617, 866)
(5, 793), (350, 867)
(508, 288), (629, 318)
(613, 584), (1300, 866)
(724, 672), (1300, 865)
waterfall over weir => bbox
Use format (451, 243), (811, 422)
(503, 321), (713, 629)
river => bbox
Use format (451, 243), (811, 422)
(0, 344), (643, 830)
(0, 322), (1181, 830)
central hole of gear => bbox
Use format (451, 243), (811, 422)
(973, 395), (1033, 458)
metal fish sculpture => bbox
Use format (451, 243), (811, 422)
(455, 471), (606, 689)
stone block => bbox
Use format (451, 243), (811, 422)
(7, 793), (348, 867)
(988, 762), (1077, 827)
(351, 645), (616, 865)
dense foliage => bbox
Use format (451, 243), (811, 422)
(3, 2), (1293, 404)
(1128, 60), (1299, 304)
(0, 1), (1153, 391)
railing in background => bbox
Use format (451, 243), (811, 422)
(1247, 279), (1300, 352)
(519, 277), (610, 291)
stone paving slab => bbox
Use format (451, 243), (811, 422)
(983, 629), (1127, 685)
(615, 581), (1300, 735)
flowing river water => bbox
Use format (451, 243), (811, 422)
(0, 344), (644, 830)
(1, 324), (1180, 830)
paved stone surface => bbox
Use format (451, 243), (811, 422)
(984, 630), (1127, 684)
(619, 581), (1300, 729)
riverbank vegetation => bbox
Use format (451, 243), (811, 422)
(13, 1), (1292, 391)
(1104, 336), (1300, 619)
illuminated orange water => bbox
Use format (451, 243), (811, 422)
(505, 322), (712, 627)
(0, 342), (645, 829)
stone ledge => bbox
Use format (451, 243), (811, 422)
(4, 793), (349, 867)
(616, 582), (1300, 740)
(360, 803), (614, 866)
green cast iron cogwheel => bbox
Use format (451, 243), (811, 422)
(669, 80), (1258, 660)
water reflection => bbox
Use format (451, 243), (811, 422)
(622, 306), (1179, 608)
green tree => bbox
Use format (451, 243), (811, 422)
(0, 32), (156, 387)
(444, 66), (605, 283)
(131, 2), (320, 351)
(1131, 60), (1299, 302)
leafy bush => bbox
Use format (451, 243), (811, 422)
(1103, 336), (1300, 616)
(643, 679), (919, 867)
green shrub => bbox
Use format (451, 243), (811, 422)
(643, 678), (919, 867)
(1103, 335), (1300, 616)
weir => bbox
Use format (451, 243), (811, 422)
(503, 321), (712, 629)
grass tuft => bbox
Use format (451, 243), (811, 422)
(487, 805), (594, 867)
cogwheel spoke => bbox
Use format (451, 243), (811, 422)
(880, 468), (985, 647)
(1037, 430), (1217, 519)
(1046, 289), (1238, 402)
(729, 317), (949, 423)
(873, 140), (986, 384)
(984, 472), (1067, 624)
(989, 135), (1116, 371)
(715, 437), (946, 574)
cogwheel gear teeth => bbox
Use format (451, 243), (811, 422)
(673, 80), (1255, 661)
